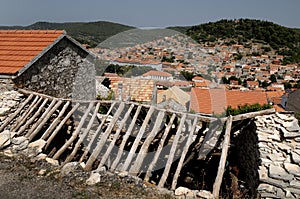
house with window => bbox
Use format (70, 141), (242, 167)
(141, 70), (173, 81)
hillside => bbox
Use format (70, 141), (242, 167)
(0, 21), (135, 47)
(182, 19), (300, 64)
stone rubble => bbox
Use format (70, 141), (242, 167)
(256, 112), (300, 198)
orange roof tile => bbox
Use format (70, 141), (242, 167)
(190, 88), (268, 114)
(0, 30), (64, 75)
(142, 70), (172, 77)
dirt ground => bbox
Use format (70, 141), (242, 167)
(0, 153), (173, 199)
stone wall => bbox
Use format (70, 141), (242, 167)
(234, 112), (300, 198)
(13, 37), (96, 100)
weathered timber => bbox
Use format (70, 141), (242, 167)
(17, 98), (49, 136)
(110, 105), (142, 171)
(41, 101), (70, 140)
(79, 102), (117, 163)
(0, 94), (33, 132)
(171, 116), (198, 190)
(65, 102), (101, 163)
(158, 113), (187, 188)
(232, 108), (275, 121)
(45, 103), (80, 150)
(53, 102), (94, 160)
(129, 110), (165, 175)
(85, 102), (125, 171)
(11, 95), (41, 132)
(97, 103), (135, 170)
(144, 113), (176, 182)
(28, 100), (63, 141)
(213, 115), (233, 198)
(122, 106), (155, 171)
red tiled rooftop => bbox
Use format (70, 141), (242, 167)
(142, 70), (172, 77)
(190, 88), (268, 114)
(0, 30), (65, 75)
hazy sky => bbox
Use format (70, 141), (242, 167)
(0, 0), (300, 28)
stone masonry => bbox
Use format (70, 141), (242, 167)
(13, 37), (96, 100)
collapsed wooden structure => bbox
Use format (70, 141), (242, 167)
(0, 89), (275, 198)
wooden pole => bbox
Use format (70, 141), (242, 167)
(17, 98), (49, 136)
(84, 102), (125, 171)
(171, 116), (198, 190)
(64, 102), (101, 163)
(79, 102), (116, 163)
(53, 102), (94, 160)
(0, 94), (33, 132)
(158, 113), (187, 187)
(129, 110), (165, 175)
(122, 106), (155, 171)
(109, 105), (142, 171)
(97, 103), (135, 169)
(45, 103), (80, 150)
(144, 113), (176, 182)
(41, 101), (70, 140)
(10, 95), (41, 132)
(212, 115), (233, 198)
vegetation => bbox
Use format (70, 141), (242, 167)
(226, 103), (272, 116)
(184, 19), (300, 64)
(0, 21), (135, 47)
(104, 64), (154, 77)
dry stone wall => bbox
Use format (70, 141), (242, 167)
(255, 112), (300, 198)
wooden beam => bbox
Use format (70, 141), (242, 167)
(171, 116), (198, 190)
(53, 102), (94, 160)
(129, 110), (165, 175)
(110, 105), (142, 171)
(122, 106), (155, 171)
(97, 103), (135, 170)
(84, 102), (125, 171)
(158, 113), (187, 187)
(79, 102), (116, 163)
(45, 103), (80, 150)
(64, 102), (101, 163)
(28, 100), (63, 141)
(10, 95), (41, 132)
(0, 94), (33, 132)
(212, 115), (233, 198)
(232, 108), (275, 121)
(17, 98), (49, 136)
(41, 101), (70, 140)
(144, 113), (176, 182)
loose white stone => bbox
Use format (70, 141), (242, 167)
(0, 130), (11, 149)
(196, 190), (214, 199)
(45, 157), (59, 166)
(269, 165), (294, 181)
(86, 172), (101, 185)
(284, 163), (300, 177)
(28, 139), (46, 153)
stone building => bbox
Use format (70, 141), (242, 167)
(0, 30), (96, 100)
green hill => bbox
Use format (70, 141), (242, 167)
(170, 19), (300, 64)
(0, 21), (135, 47)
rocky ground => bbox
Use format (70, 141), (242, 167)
(0, 152), (173, 199)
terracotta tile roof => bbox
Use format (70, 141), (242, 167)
(142, 70), (172, 77)
(190, 88), (268, 114)
(0, 30), (65, 75)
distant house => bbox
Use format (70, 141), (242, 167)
(0, 30), (96, 100)
(246, 81), (259, 90)
(286, 89), (300, 113)
(141, 70), (173, 81)
(190, 88), (268, 114)
(157, 86), (190, 111)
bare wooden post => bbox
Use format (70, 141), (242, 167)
(213, 115), (233, 198)
(0, 94), (33, 132)
(122, 106), (155, 171)
(41, 101), (70, 140)
(53, 102), (94, 160)
(28, 100), (63, 141)
(129, 110), (165, 175)
(144, 113), (176, 182)
(17, 98), (49, 136)
(10, 95), (40, 132)
(97, 104), (135, 169)
(158, 113), (187, 188)
(84, 102), (125, 171)
(79, 102), (116, 163)
(64, 102), (101, 163)
(45, 103), (80, 150)
(110, 105), (142, 171)
(171, 116), (198, 190)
